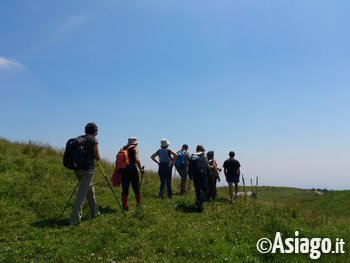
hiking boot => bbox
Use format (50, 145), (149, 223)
(195, 201), (204, 213)
(91, 211), (101, 218)
(230, 198), (235, 204)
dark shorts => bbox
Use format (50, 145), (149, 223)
(226, 176), (239, 184)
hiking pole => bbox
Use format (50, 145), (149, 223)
(184, 179), (192, 197)
(173, 165), (177, 191)
(57, 181), (80, 222)
(242, 173), (246, 193)
(139, 166), (145, 191)
(97, 161), (126, 216)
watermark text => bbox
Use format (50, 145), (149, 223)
(257, 231), (345, 260)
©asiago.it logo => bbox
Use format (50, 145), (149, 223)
(256, 231), (346, 260)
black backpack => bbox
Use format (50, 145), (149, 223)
(63, 136), (89, 170)
(187, 154), (203, 179)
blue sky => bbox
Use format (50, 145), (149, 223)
(1, 1), (349, 190)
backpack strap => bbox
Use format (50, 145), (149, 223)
(127, 145), (137, 165)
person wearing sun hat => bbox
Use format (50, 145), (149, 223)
(121, 136), (144, 211)
(151, 138), (178, 199)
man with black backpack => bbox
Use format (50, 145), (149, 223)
(67, 122), (101, 225)
(187, 145), (209, 212)
(175, 144), (190, 196)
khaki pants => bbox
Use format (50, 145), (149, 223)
(176, 166), (187, 195)
(69, 169), (99, 225)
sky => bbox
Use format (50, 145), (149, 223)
(1, 0), (349, 190)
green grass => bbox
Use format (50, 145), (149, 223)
(0, 138), (349, 262)
(252, 186), (350, 218)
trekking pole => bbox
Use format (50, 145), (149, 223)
(173, 165), (177, 190)
(184, 179), (192, 197)
(57, 181), (80, 222)
(242, 173), (246, 193)
(139, 166), (145, 191)
(97, 161), (126, 216)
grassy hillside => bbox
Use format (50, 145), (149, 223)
(0, 138), (349, 262)
(251, 186), (350, 218)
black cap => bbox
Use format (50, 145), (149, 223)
(85, 122), (98, 134)
(207, 151), (214, 156)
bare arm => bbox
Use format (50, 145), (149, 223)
(208, 160), (215, 171)
(213, 160), (219, 177)
(224, 162), (227, 178)
(151, 151), (160, 165)
(134, 147), (143, 172)
(93, 144), (101, 161)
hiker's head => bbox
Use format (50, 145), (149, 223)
(85, 122), (98, 135)
(161, 138), (170, 148)
(196, 145), (205, 152)
(182, 144), (189, 151)
(127, 137), (138, 146)
(229, 151), (235, 158)
(207, 151), (214, 159)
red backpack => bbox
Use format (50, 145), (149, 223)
(116, 147), (130, 170)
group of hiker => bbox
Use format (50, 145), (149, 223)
(65, 123), (241, 225)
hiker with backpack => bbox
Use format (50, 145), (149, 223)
(187, 145), (210, 212)
(223, 151), (241, 203)
(66, 122), (101, 225)
(206, 151), (220, 201)
(119, 137), (145, 211)
(151, 138), (178, 199)
(175, 144), (191, 196)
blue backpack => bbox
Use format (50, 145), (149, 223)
(175, 150), (186, 169)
